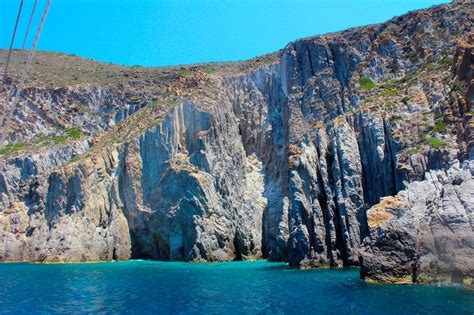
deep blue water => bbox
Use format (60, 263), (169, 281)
(0, 261), (473, 314)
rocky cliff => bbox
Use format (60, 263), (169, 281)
(0, 1), (472, 284)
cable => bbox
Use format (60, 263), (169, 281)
(22, 0), (38, 49)
(1, 0), (51, 144)
(1, 0), (24, 84)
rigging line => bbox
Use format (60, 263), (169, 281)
(22, 0), (38, 49)
(1, 0), (24, 84)
(1, 0), (51, 144)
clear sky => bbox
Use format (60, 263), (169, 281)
(0, 0), (450, 67)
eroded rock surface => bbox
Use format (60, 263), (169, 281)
(360, 160), (474, 284)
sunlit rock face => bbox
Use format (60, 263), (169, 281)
(360, 160), (474, 284)
(0, 1), (472, 284)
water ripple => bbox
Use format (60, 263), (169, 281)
(0, 261), (472, 314)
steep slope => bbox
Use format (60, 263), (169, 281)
(0, 1), (472, 284)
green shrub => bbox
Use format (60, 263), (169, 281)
(69, 156), (81, 163)
(66, 128), (81, 139)
(425, 136), (446, 149)
(381, 80), (396, 89)
(359, 77), (375, 89)
(0, 142), (24, 154)
(431, 122), (447, 133)
(381, 89), (399, 96)
(180, 69), (192, 76)
(167, 98), (179, 106)
(202, 68), (214, 75)
(427, 63), (436, 71)
(440, 56), (451, 66)
(51, 127), (81, 144)
(52, 135), (67, 144)
(403, 146), (423, 157)
(406, 148), (418, 155)
(34, 134), (50, 144)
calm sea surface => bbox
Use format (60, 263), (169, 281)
(0, 261), (472, 314)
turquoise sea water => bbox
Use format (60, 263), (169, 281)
(0, 261), (473, 314)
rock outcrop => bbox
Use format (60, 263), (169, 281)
(0, 1), (472, 284)
(360, 160), (474, 284)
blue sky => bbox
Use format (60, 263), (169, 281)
(0, 0), (450, 67)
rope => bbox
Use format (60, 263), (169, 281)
(1, 0), (51, 144)
(1, 0), (24, 84)
(22, 0), (38, 49)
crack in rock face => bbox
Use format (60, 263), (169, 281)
(0, 1), (473, 284)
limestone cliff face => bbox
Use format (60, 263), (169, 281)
(0, 1), (472, 283)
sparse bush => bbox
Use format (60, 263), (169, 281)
(440, 56), (451, 66)
(69, 156), (81, 163)
(34, 134), (50, 144)
(52, 135), (67, 144)
(405, 147), (419, 156)
(0, 142), (24, 154)
(359, 77), (375, 89)
(52, 127), (81, 144)
(439, 57), (452, 71)
(180, 69), (192, 76)
(381, 89), (399, 96)
(66, 127), (81, 139)
(202, 68), (214, 75)
(431, 121), (447, 133)
(382, 80), (396, 89)
(426, 63), (436, 71)
(166, 98), (179, 106)
(425, 136), (446, 149)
